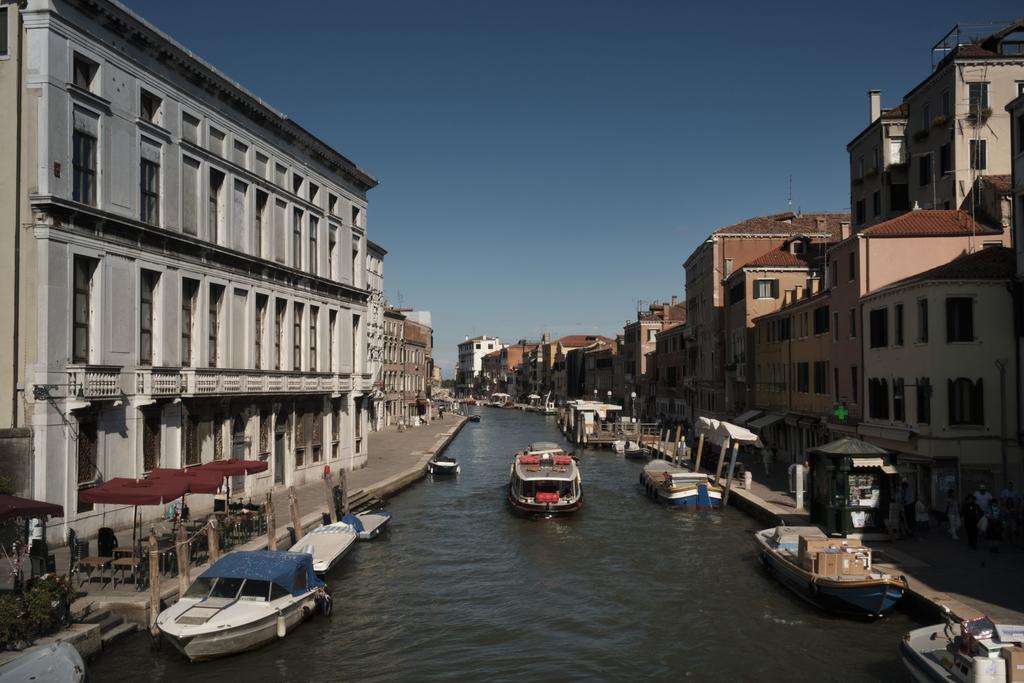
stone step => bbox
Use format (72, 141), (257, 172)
(78, 608), (111, 625)
(100, 621), (137, 648)
(97, 613), (125, 635)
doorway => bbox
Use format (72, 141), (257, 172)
(274, 412), (286, 485)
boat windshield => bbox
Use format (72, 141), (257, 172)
(209, 577), (245, 600)
(183, 577), (216, 599)
(238, 579), (271, 602)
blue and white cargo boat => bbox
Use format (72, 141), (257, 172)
(639, 459), (721, 508)
(755, 525), (906, 618)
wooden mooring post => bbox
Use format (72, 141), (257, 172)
(265, 492), (276, 551)
(175, 522), (189, 597)
(148, 530), (160, 637)
(693, 433), (706, 472)
(722, 442), (741, 506)
(323, 471), (338, 523)
(288, 486), (303, 541)
(339, 469), (350, 516)
(714, 439), (729, 484)
(207, 515), (220, 564)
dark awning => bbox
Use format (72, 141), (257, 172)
(0, 494), (64, 522)
(146, 467), (223, 494)
(198, 459), (269, 477)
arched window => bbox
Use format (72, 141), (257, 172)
(948, 377), (984, 425)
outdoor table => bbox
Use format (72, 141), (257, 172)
(110, 548), (142, 589)
(77, 555), (113, 588)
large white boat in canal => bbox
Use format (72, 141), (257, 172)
(507, 442), (582, 516)
(157, 550), (329, 661)
(290, 521), (358, 575)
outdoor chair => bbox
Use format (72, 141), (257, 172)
(111, 540), (143, 590)
(76, 537), (114, 589)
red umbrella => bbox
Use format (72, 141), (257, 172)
(0, 494), (64, 522)
(146, 467), (223, 495)
(197, 459), (269, 477)
(79, 477), (189, 506)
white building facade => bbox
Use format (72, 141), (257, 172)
(456, 336), (502, 397)
(5, 0), (377, 541)
(366, 241), (387, 431)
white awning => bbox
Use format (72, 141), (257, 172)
(851, 457), (885, 469)
(748, 413), (784, 431)
(733, 410), (763, 426)
(880, 464), (899, 475)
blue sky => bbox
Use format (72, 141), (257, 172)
(125, 0), (1017, 375)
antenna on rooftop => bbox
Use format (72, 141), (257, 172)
(395, 289), (404, 308)
(788, 175), (793, 212)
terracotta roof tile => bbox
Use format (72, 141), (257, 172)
(714, 212), (850, 238)
(879, 246), (1014, 291)
(744, 245), (815, 268)
(859, 210), (1000, 238)
(556, 335), (611, 348)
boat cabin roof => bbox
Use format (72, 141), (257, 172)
(527, 441), (564, 453)
(771, 525), (827, 546)
(514, 451), (579, 481)
(644, 460), (709, 481)
(198, 550), (323, 596)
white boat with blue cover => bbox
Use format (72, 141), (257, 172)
(290, 520), (358, 574)
(342, 511), (391, 540)
(156, 550), (329, 661)
(640, 459), (721, 508)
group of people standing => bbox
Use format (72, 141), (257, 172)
(943, 482), (1021, 551)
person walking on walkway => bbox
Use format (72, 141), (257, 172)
(944, 488), (960, 540)
(898, 480), (915, 537)
(760, 445), (774, 476)
(961, 494), (983, 550)
(974, 484), (994, 514)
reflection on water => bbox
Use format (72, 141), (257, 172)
(92, 409), (919, 682)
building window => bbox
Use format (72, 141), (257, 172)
(796, 362), (809, 393)
(255, 294), (268, 370)
(233, 139), (248, 167)
(352, 314), (361, 370)
(292, 173), (304, 198)
(140, 89), (162, 124)
(72, 256), (97, 364)
(255, 151), (269, 179)
(832, 312), (839, 341)
(209, 169), (225, 244)
(352, 239), (361, 287)
(918, 154), (932, 187)
(916, 299), (928, 343)
(968, 82), (989, 111)
(72, 53), (98, 91)
(753, 279), (779, 299)
(969, 139), (987, 170)
(328, 227), (338, 279)
(893, 378), (905, 421)
(311, 410), (322, 463)
(293, 209), (303, 269)
(869, 308), (888, 348)
(941, 90), (950, 117)
(142, 407), (161, 473)
(76, 419), (98, 512)
(939, 143), (951, 176)
(183, 411), (199, 466)
(274, 199), (287, 264)
(329, 194), (338, 216)
(181, 278), (198, 367)
(849, 307), (857, 338)
(355, 400), (364, 454)
(851, 365), (858, 403)
(139, 269), (158, 365)
(332, 398), (343, 460)
(309, 216), (319, 276)
(293, 304), (303, 370)
(254, 190), (268, 258)
(813, 361), (829, 395)
(274, 163), (287, 187)
(181, 156), (200, 235)
(139, 140), (161, 225)
(946, 297), (974, 342)
(208, 127), (225, 156)
(294, 408), (305, 467)
(855, 200), (865, 225)
(275, 299), (286, 370)
(309, 182), (320, 205)
(208, 284), (223, 368)
(868, 378), (889, 420)
(329, 310), (337, 373)
(916, 378), (931, 424)
(872, 191), (880, 218)
(921, 103), (930, 131)
(949, 377), (984, 425)
(72, 113), (98, 206)
(848, 251), (855, 281)
(309, 306), (319, 372)
(0, 8), (7, 57)
(182, 112), (200, 145)
(894, 304), (904, 346)
(812, 305), (829, 335)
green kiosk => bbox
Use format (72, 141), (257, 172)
(808, 437), (898, 536)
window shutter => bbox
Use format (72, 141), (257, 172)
(947, 378), (955, 424)
(965, 300), (974, 341)
(974, 378), (984, 425)
(771, 280), (779, 298)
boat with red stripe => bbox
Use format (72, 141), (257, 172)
(507, 442), (582, 516)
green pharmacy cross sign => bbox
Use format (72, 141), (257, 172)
(834, 404), (849, 422)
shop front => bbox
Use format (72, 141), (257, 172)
(808, 438), (898, 537)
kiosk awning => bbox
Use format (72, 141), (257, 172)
(748, 413), (784, 431)
(733, 410), (762, 426)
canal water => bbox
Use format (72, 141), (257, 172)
(93, 409), (921, 681)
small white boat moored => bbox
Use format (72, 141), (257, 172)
(289, 521), (358, 575)
(157, 550), (329, 662)
(427, 455), (460, 476)
(342, 511), (392, 540)
(640, 460), (722, 508)
(901, 609), (1024, 682)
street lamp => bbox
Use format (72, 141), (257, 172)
(630, 391), (637, 423)
(607, 390), (612, 404)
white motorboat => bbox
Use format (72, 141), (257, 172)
(508, 442), (583, 516)
(0, 642), (85, 682)
(902, 609), (1024, 682)
(640, 460), (722, 508)
(157, 550), (329, 661)
(342, 511), (392, 540)
(289, 521), (358, 575)
(427, 455), (460, 475)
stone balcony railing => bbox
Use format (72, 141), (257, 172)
(67, 365), (373, 400)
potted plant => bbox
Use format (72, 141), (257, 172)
(966, 106), (992, 124)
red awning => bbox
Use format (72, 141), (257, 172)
(146, 467), (224, 495)
(0, 494), (64, 522)
(78, 477), (189, 506)
(198, 459), (269, 477)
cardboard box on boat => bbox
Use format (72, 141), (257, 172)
(816, 551), (842, 577)
(1004, 646), (1024, 683)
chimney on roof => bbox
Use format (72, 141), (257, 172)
(815, 216), (826, 231)
(841, 221), (851, 240)
(784, 290), (793, 305)
(795, 284), (805, 300)
(912, 201), (921, 211)
(869, 90), (881, 123)
(671, 295), (677, 306)
(810, 279), (820, 295)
